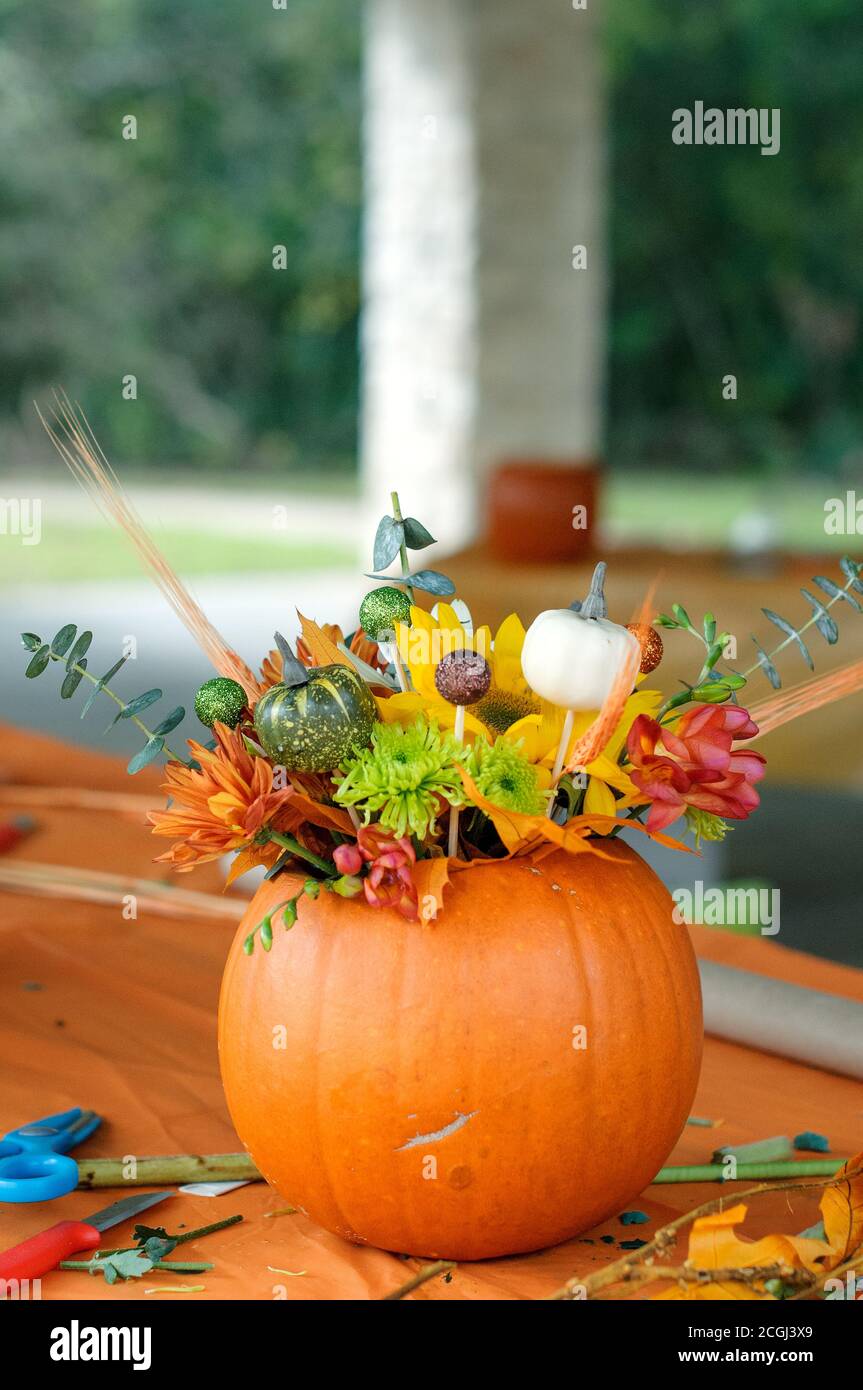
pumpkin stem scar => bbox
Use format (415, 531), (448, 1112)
(395, 1110), (478, 1151)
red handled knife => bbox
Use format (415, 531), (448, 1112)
(0, 1189), (174, 1281)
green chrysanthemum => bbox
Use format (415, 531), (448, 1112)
(464, 735), (546, 816)
(334, 718), (465, 839)
(685, 807), (730, 848)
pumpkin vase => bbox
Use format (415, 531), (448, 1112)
(218, 841), (702, 1261)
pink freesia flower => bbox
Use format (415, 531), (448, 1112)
(334, 825), (418, 919)
(626, 704), (766, 834)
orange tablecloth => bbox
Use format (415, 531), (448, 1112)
(1, 724), (861, 1300)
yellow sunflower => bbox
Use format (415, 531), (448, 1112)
(381, 604), (660, 819)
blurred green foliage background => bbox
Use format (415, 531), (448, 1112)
(0, 0), (361, 473)
(606, 0), (863, 479)
(1, 0), (861, 480)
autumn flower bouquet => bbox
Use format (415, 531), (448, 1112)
(19, 395), (863, 1262)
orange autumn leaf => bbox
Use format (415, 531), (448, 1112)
(413, 855), (451, 924)
(653, 1154), (863, 1301)
(296, 611), (355, 671)
(457, 769), (692, 858)
(820, 1150), (863, 1271)
(685, 1203), (830, 1275)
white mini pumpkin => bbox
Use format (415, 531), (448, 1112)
(521, 563), (638, 709)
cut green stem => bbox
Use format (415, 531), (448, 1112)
(390, 490), (415, 606)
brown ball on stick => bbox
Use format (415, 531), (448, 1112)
(434, 651), (491, 859)
(626, 623), (664, 675)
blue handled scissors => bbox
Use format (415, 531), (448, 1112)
(0, 1108), (102, 1203)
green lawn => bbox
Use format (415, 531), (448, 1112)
(0, 524), (357, 585)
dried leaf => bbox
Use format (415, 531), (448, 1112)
(820, 1151), (863, 1271)
(296, 612), (354, 671)
(413, 856), (451, 923)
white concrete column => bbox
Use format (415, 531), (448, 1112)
(470, 0), (607, 474)
(360, 0), (606, 551)
(360, 0), (478, 551)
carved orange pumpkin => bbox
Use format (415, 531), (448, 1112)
(218, 841), (702, 1260)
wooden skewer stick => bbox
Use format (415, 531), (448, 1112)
(448, 704), (466, 858)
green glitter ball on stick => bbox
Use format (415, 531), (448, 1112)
(194, 676), (247, 729)
(358, 586), (412, 642)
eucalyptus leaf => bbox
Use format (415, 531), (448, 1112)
(80, 656), (127, 719)
(813, 575), (862, 612)
(751, 637), (782, 689)
(839, 555), (863, 594)
(65, 630), (93, 670)
(402, 517), (436, 550)
(152, 705), (185, 736)
(763, 609), (813, 669)
(20, 632), (42, 651)
(372, 515), (404, 571)
(127, 737), (165, 775)
(408, 569), (456, 596)
(799, 588), (839, 644)
(60, 662), (87, 699)
(25, 644), (51, 678)
(117, 688), (162, 721)
(50, 623), (77, 657)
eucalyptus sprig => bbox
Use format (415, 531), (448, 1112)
(20, 625), (186, 773)
(741, 555), (863, 689)
(365, 490), (455, 599)
(655, 554), (863, 711)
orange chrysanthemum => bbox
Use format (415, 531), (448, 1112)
(148, 722), (301, 877)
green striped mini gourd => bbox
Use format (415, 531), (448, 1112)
(254, 663), (377, 772)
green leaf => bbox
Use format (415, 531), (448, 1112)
(60, 662), (87, 699)
(751, 638), (782, 689)
(260, 917), (274, 951)
(799, 589), (839, 645)
(50, 623), (77, 657)
(812, 575), (862, 613)
(653, 614), (679, 629)
(373, 515), (404, 571)
(243, 933), (255, 956)
(721, 673), (747, 691)
(25, 644), (51, 678)
(762, 609), (813, 669)
(671, 603), (693, 629)
(20, 632), (43, 652)
(703, 613), (716, 644)
(704, 641), (725, 671)
(152, 706), (185, 736)
(303, 879), (321, 899)
(116, 688), (163, 721)
(409, 569), (456, 596)
(127, 737), (165, 775)
(81, 1249), (156, 1283)
(839, 556), (863, 594)
(80, 656), (127, 719)
(65, 630), (93, 670)
(402, 517), (436, 550)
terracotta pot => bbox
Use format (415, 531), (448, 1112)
(487, 460), (600, 563)
(218, 842), (702, 1260)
